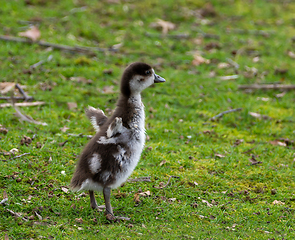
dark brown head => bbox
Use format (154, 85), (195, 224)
(120, 62), (165, 97)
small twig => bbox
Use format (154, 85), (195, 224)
(13, 103), (47, 126)
(34, 211), (43, 220)
(0, 198), (8, 205)
(219, 75), (239, 81)
(0, 35), (118, 54)
(9, 152), (30, 160)
(67, 133), (93, 139)
(238, 84), (295, 91)
(196, 29), (220, 39)
(145, 32), (190, 39)
(15, 84), (33, 101)
(0, 96), (32, 100)
(5, 208), (28, 222)
(242, 147), (256, 154)
(226, 58), (239, 69)
(0, 101), (45, 108)
(154, 176), (179, 189)
(30, 55), (53, 69)
(226, 28), (275, 37)
(209, 108), (243, 121)
(127, 176), (151, 182)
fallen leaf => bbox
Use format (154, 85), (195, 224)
(252, 56), (260, 62)
(60, 126), (69, 132)
(272, 200), (285, 205)
(75, 218), (83, 223)
(134, 190), (151, 203)
(274, 68), (288, 75)
(0, 82), (15, 94)
(287, 51), (295, 59)
(150, 19), (176, 34)
(192, 53), (210, 66)
(168, 198), (176, 202)
(269, 140), (287, 147)
(61, 187), (69, 193)
(70, 77), (92, 84)
(5, 234), (9, 240)
(233, 139), (244, 146)
(19, 26), (41, 41)
(200, 3), (217, 17)
(202, 200), (213, 207)
(218, 62), (230, 69)
(249, 112), (271, 120)
(275, 92), (286, 98)
(256, 97), (269, 101)
(214, 153), (225, 158)
(103, 69), (113, 75)
(249, 155), (262, 165)
(219, 75), (239, 81)
(204, 42), (221, 51)
(159, 160), (166, 166)
(102, 85), (115, 94)
(67, 102), (77, 110)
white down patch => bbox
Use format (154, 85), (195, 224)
(88, 153), (101, 174)
(77, 178), (103, 192)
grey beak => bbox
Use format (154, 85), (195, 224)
(154, 73), (166, 83)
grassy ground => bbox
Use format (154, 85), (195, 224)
(1, 0), (295, 239)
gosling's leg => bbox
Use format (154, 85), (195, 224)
(103, 187), (115, 220)
(103, 187), (130, 221)
(89, 190), (98, 209)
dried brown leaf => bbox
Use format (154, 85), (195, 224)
(75, 217), (83, 223)
(218, 62), (230, 69)
(60, 126), (69, 133)
(269, 140), (287, 147)
(0, 82), (15, 94)
(249, 155), (262, 165)
(272, 200), (285, 205)
(19, 26), (41, 42)
(67, 102), (77, 110)
(200, 3), (217, 17)
(150, 19), (176, 34)
(102, 85), (115, 94)
(192, 53), (210, 66)
(249, 112), (271, 120)
(134, 190), (151, 203)
(202, 199), (213, 207)
(214, 153), (225, 158)
(61, 187), (69, 193)
(159, 160), (166, 166)
(3, 191), (8, 199)
(70, 77), (92, 84)
(287, 51), (295, 59)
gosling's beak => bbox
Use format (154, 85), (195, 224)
(154, 73), (166, 83)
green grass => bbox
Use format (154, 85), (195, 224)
(1, 0), (295, 239)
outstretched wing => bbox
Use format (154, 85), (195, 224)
(107, 117), (123, 138)
(85, 106), (108, 132)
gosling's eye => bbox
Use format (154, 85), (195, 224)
(145, 70), (151, 75)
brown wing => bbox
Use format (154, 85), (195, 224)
(85, 106), (108, 132)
